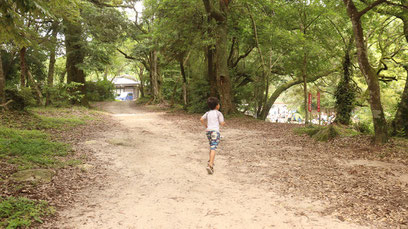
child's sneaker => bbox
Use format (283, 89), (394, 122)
(206, 165), (214, 175)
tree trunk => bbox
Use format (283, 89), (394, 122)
(46, 21), (59, 106)
(180, 60), (188, 106)
(150, 50), (162, 103)
(248, 8), (268, 118)
(344, 0), (388, 143)
(206, 45), (217, 97)
(392, 66), (408, 136)
(64, 19), (88, 106)
(302, 53), (309, 124)
(139, 65), (145, 98)
(215, 5), (234, 114)
(59, 69), (66, 84)
(203, 0), (234, 114)
(19, 47), (27, 87)
(103, 67), (109, 81)
(335, 41), (355, 125)
(27, 71), (44, 105)
(392, 16), (408, 137)
(0, 50), (5, 104)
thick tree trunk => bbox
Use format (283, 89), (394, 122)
(392, 16), (408, 137)
(19, 47), (27, 87)
(344, 0), (388, 143)
(46, 22), (59, 106)
(216, 22), (234, 114)
(203, 0), (234, 114)
(335, 43), (355, 125)
(150, 50), (162, 103)
(64, 19), (88, 106)
(0, 50), (5, 103)
(392, 66), (408, 136)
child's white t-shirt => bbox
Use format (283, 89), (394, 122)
(201, 110), (224, 132)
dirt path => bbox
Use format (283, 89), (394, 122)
(48, 101), (368, 228)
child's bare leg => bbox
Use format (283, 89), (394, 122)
(209, 150), (216, 167)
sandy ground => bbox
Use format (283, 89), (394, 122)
(41, 101), (373, 229)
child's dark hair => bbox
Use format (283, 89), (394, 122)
(207, 97), (219, 110)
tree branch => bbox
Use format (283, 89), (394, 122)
(231, 46), (254, 68)
(358, 0), (386, 17)
(88, 0), (133, 8)
(117, 49), (136, 60)
(0, 100), (13, 110)
(227, 37), (236, 67)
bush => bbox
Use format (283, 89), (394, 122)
(85, 80), (115, 102)
(5, 88), (36, 111)
(294, 124), (324, 137)
(353, 121), (372, 134)
(294, 124), (359, 142)
(187, 77), (210, 113)
(313, 125), (339, 141)
(0, 197), (53, 229)
(46, 82), (85, 107)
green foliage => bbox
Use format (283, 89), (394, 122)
(85, 80), (115, 102)
(5, 88), (36, 111)
(335, 53), (357, 126)
(294, 125), (324, 137)
(313, 125), (339, 142)
(0, 197), (53, 229)
(353, 121), (373, 134)
(187, 76), (210, 113)
(0, 127), (69, 170)
(33, 115), (85, 130)
(46, 82), (85, 107)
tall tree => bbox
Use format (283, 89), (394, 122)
(203, 0), (234, 114)
(46, 21), (59, 106)
(64, 19), (87, 105)
(343, 0), (389, 143)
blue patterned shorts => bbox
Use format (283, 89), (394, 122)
(206, 131), (220, 150)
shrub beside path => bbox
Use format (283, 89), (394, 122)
(43, 101), (407, 228)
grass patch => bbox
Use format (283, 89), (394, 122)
(0, 197), (54, 229)
(0, 127), (69, 170)
(33, 115), (85, 130)
(294, 124), (360, 141)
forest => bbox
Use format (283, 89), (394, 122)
(1, 0), (408, 144)
(1, 0), (408, 228)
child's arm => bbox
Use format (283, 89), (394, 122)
(219, 111), (226, 127)
(200, 117), (207, 128)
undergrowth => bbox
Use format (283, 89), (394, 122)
(0, 197), (54, 229)
(294, 124), (360, 141)
(0, 127), (69, 170)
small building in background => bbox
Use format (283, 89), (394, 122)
(112, 76), (140, 99)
